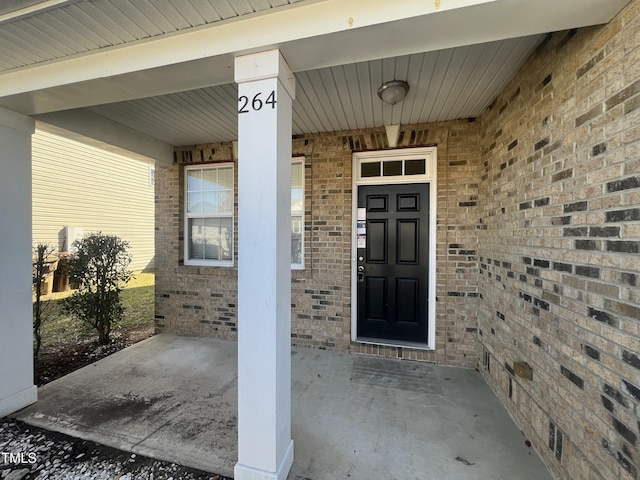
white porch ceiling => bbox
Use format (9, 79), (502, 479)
(0, 0), (304, 72)
(85, 36), (542, 146)
(0, 0), (632, 155)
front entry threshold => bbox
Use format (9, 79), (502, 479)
(355, 337), (434, 351)
(234, 440), (294, 480)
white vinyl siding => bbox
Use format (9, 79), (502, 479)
(32, 129), (155, 272)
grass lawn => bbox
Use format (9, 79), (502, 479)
(38, 272), (155, 349)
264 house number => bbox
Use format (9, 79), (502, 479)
(238, 91), (276, 113)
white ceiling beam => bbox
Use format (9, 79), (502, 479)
(35, 110), (174, 165)
(0, 0), (630, 115)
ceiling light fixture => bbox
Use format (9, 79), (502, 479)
(377, 80), (409, 105)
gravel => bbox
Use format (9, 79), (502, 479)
(0, 419), (230, 480)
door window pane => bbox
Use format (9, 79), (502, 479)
(405, 159), (426, 175)
(383, 161), (402, 176)
(361, 162), (381, 177)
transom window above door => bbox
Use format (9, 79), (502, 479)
(357, 157), (431, 182)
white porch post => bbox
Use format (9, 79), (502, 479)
(0, 107), (37, 417)
(234, 50), (295, 480)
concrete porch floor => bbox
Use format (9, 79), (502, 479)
(16, 334), (552, 480)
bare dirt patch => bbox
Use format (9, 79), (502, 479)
(34, 324), (154, 386)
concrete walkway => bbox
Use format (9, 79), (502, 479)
(16, 334), (552, 480)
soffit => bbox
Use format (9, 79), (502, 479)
(0, 0), (305, 73)
(0, 1), (54, 16)
(86, 36), (541, 146)
(0, 0), (632, 151)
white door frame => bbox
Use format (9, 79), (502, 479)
(351, 147), (437, 350)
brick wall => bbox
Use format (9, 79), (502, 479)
(154, 4), (640, 477)
(477, 2), (640, 479)
(155, 143), (239, 338)
(155, 120), (481, 367)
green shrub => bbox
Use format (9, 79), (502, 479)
(64, 233), (133, 345)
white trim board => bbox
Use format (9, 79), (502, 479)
(351, 147), (437, 350)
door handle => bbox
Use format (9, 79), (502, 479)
(358, 265), (365, 272)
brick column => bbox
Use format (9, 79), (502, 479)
(234, 49), (295, 480)
(0, 107), (36, 417)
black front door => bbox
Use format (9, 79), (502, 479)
(357, 183), (429, 344)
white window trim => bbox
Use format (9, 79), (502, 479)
(184, 163), (234, 267)
(291, 157), (305, 270)
(183, 159), (303, 269)
(350, 147), (437, 351)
